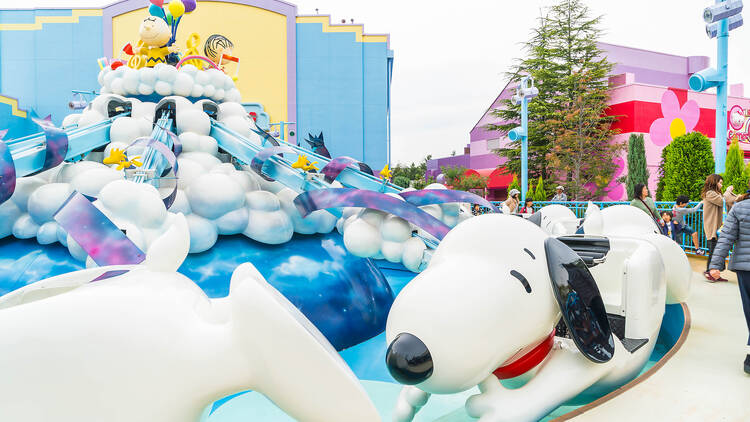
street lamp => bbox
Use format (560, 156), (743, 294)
(689, 0), (744, 174)
(508, 76), (538, 203)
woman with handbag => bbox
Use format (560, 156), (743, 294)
(702, 174), (737, 282)
(630, 183), (662, 224)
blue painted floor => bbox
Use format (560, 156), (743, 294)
(0, 234), (684, 421)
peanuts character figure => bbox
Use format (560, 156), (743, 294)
(137, 17), (179, 67)
(204, 34), (234, 69)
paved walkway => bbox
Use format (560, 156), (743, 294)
(573, 257), (749, 422)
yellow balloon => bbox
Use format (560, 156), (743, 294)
(168, 0), (185, 18)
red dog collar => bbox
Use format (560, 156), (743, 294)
(493, 329), (556, 379)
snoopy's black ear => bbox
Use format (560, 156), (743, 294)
(527, 212), (542, 227)
(544, 237), (614, 363)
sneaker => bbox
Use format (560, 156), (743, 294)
(695, 249), (706, 256)
(745, 355), (750, 375)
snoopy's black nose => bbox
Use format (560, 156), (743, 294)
(386, 333), (433, 385)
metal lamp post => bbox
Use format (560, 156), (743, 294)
(689, 0), (743, 174)
(508, 76), (539, 203)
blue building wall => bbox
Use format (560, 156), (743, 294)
(0, 8), (393, 171)
(296, 21), (392, 170)
(0, 9), (102, 133)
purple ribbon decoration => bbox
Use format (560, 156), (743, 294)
(54, 192), (146, 266)
(0, 130), (16, 205)
(156, 122), (182, 156)
(250, 127), (280, 146)
(399, 189), (500, 213)
(294, 188), (451, 241)
(127, 137), (179, 209)
(320, 156), (360, 184)
(250, 146), (296, 181)
(31, 117), (68, 173)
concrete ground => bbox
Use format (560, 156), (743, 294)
(572, 256), (749, 422)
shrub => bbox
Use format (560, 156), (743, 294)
(660, 132), (715, 201)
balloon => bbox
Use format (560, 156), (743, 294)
(168, 0), (185, 18)
(183, 0), (196, 13)
(148, 3), (164, 17)
(165, 10), (173, 24)
(150, 0), (164, 7)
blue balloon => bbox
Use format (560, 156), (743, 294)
(148, 4), (164, 18)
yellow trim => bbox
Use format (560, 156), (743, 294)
(0, 9), (102, 31)
(296, 15), (388, 43)
(0, 96), (28, 118)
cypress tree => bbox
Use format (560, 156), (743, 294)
(625, 134), (649, 200)
(724, 138), (748, 192)
(534, 176), (547, 201)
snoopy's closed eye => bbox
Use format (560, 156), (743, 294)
(510, 270), (532, 293)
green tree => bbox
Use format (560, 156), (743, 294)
(454, 174), (488, 193)
(412, 177), (435, 190)
(392, 175), (410, 189)
(655, 144), (670, 201)
(623, 134), (649, 200)
(723, 138), (748, 192)
(391, 155), (433, 187)
(489, 0), (620, 198)
(661, 132), (714, 201)
(509, 174), (520, 194)
(533, 176), (547, 201)
(440, 165), (467, 187)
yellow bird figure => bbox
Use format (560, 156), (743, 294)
(103, 148), (143, 171)
(103, 148), (127, 166)
(292, 155), (319, 172)
(380, 164), (392, 180)
(116, 156), (143, 171)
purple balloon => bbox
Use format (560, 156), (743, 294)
(183, 0), (197, 13)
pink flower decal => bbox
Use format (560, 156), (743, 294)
(649, 90), (700, 146)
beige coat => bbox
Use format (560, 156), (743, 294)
(504, 197), (519, 214)
(703, 190), (737, 240)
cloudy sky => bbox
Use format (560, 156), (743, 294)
(5, 0), (750, 165)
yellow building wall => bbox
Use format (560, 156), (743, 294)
(112, 2), (287, 122)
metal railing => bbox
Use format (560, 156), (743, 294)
(485, 201), (709, 255)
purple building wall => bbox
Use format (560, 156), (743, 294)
(427, 42), (713, 194)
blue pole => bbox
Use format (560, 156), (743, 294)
(715, 12), (729, 174)
(521, 96), (528, 203)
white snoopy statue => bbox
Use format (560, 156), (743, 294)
(0, 213), (380, 422)
(385, 205), (690, 422)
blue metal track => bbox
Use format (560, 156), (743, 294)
(5, 118), (121, 178)
(210, 120), (402, 194)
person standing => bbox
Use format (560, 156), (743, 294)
(519, 198), (534, 214)
(552, 186), (567, 202)
(503, 189), (520, 214)
(707, 190), (750, 375)
(630, 184), (661, 223)
(672, 195), (704, 255)
(701, 174), (736, 281)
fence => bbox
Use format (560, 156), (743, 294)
(485, 201), (708, 255)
